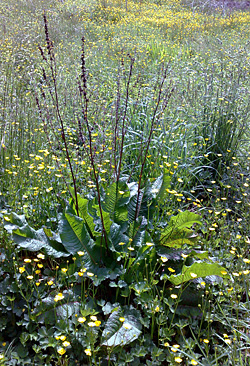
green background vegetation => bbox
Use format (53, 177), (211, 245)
(0, 0), (250, 365)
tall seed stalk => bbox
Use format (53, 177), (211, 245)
(36, 13), (79, 216)
(79, 36), (109, 253)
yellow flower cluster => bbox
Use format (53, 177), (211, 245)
(77, 315), (102, 327)
(54, 293), (65, 302)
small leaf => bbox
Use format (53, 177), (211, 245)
(188, 250), (209, 260)
(129, 281), (150, 295)
(102, 302), (120, 315)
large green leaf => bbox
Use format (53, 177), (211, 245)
(115, 205), (128, 224)
(161, 235), (198, 248)
(68, 188), (96, 237)
(160, 211), (202, 248)
(155, 170), (171, 202)
(93, 205), (112, 235)
(14, 229), (69, 258)
(109, 223), (129, 253)
(3, 212), (27, 230)
(166, 262), (230, 286)
(42, 228), (70, 254)
(103, 182), (130, 223)
(59, 213), (97, 264)
(3, 213), (69, 258)
(132, 231), (155, 267)
(127, 174), (170, 223)
(127, 182), (144, 222)
(136, 179), (156, 218)
(169, 211), (202, 229)
(102, 308), (141, 347)
(103, 182), (117, 218)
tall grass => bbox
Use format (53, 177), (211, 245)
(0, 1), (250, 363)
(1, 0), (250, 217)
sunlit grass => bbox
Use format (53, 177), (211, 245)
(0, 0), (250, 364)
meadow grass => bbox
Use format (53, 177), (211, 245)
(0, 0), (250, 365)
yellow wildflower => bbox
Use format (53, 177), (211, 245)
(57, 347), (66, 355)
(84, 349), (91, 356)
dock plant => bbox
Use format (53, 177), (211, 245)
(0, 1), (250, 365)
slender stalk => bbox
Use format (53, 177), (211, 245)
(116, 56), (135, 183)
(36, 71), (75, 208)
(113, 71), (121, 180)
(79, 36), (109, 253)
(134, 67), (173, 220)
(41, 14), (79, 216)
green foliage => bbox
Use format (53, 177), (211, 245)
(160, 211), (202, 248)
(4, 174), (228, 286)
(4, 213), (69, 258)
(101, 307), (142, 347)
(167, 262), (230, 286)
(1, 174), (233, 364)
(1, 0), (250, 364)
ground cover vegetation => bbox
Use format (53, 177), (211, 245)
(0, 0), (250, 365)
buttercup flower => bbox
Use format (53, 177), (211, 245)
(78, 317), (86, 323)
(54, 293), (64, 302)
(160, 256), (168, 262)
(175, 357), (182, 363)
(62, 341), (70, 347)
(57, 347), (66, 355)
(77, 251), (84, 256)
(84, 348), (91, 356)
